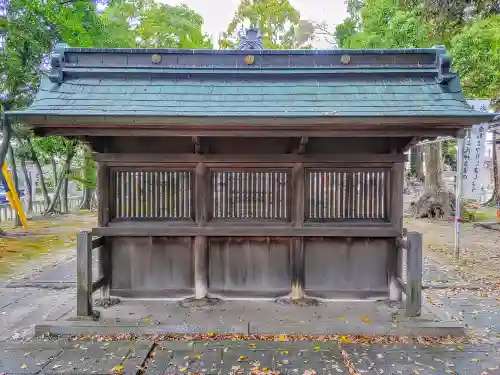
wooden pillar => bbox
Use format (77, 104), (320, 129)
(291, 163), (305, 299)
(388, 238), (402, 301)
(390, 162), (404, 234)
(405, 231), (423, 317)
(96, 162), (111, 300)
(96, 162), (110, 227)
(77, 231), (93, 316)
(194, 163), (208, 299)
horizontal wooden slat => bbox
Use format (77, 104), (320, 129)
(94, 153), (405, 164)
(92, 225), (400, 237)
(43, 128), (461, 138)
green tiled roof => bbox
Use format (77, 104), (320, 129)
(8, 45), (495, 121)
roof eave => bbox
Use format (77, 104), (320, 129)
(7, 112), (496, 128)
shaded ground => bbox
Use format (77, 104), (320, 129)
(405, 217), (500, 285)
(0, 213), (96, 279)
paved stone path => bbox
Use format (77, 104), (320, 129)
(1, 339), (499, 374)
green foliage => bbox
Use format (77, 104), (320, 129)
(450, 15), (500, 104)
(337, 0), (432, 49)
(0, 0), (113, 110)
(69, 146), (96, 188)
(219, 0), (315, 49)
(102, 0), (212, 48)
(335, 0), (500, 107)
(442, 139), (457, 170)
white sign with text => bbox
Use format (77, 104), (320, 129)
(462, 124), (487, 200)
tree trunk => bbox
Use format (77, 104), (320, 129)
(51, 157), (60, 211)
(90, 190), (98, 213)
(26, 137), (51, 208)
(78, 146), (95, 210)
(79, 187), (93, 210)
(45, 143), (76, 214)
(20, 158), (33, 213)
(61, 175), (69, 213)
(411, 142), (455, 218)
(414, 146), (424, 181)
(7, 145), (22, 227)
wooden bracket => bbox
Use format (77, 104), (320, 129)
(192, 136), (201, 154)
(297, 137), (308, 154)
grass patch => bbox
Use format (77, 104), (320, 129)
(0, 213), (95, 277)
(0, 234), (75, 276)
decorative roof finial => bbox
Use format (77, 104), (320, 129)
(237, 27), (264, 50)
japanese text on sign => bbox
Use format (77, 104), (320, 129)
(462, 124), (487, 201)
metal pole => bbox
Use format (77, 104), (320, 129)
(454, 130), (465, 259)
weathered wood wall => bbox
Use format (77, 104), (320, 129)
(92, 136), (406, 300)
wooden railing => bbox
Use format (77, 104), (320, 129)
(0, 196), (81, 222)
(395, 230), (423, 317)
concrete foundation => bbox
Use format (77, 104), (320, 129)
(34, 298), (465, 338)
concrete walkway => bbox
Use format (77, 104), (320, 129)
(1, 338), (499, 374)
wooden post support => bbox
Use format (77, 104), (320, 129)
(77, 231), (93, 317)
(194, 163), (208, 299)
(291, 238), (305, 299)
(405, 231), (423, 317)
(291, 163), (305, 300)
(194, 236), (208, 299)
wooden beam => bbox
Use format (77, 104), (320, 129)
(18, 113), (493, 127)
(93, 153), (405, 164)
(77, 231), (93, 317)
(92, 224), (401, 238)
(91, 236), (105, 249)
(92, 276), (107, 293)
(41, 128), (460, 138)
(403, 136), (422, 152)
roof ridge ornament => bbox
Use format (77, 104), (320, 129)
(237, 27), (264, 50)
(432, 45), (454, 84)
(49, 42), (70, 84)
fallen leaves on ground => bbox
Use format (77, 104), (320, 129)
(110, 364), (124, 374)
(342, 349), (360, 375)
(74, 333), (475, 345)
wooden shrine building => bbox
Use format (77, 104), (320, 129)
(8, 29), (495, 317)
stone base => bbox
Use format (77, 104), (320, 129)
(178, 297), (223, 309)
(94, 297), (121, 308)
(275, 297), (321, 307)
(33, 299), (466, 338)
